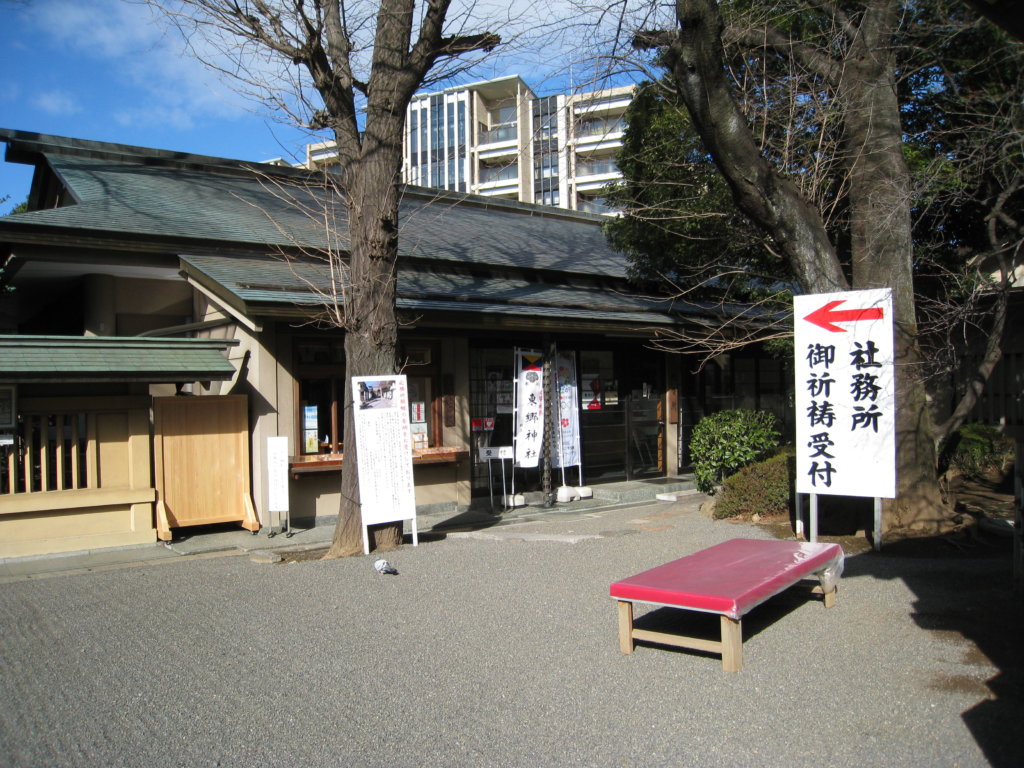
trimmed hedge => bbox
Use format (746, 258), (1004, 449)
(714, 448), (793, 519)
(690, 409), (781, 494)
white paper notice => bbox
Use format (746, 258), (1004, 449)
(352, 375), (418, 529)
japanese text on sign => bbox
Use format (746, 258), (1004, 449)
(794, 288), (895, 498)
(514, 349), (545, 468)
(352, 375), (418, 526)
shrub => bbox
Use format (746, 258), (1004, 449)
(690, 409), (781, 494)
(941, 423), (1014, 480)
(714, 447), (794, 519)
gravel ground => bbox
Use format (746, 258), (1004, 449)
(1, 497), (1020, 768)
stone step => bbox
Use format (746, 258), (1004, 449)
(590, 476), (697, 504)
(485, 475), (699, 512)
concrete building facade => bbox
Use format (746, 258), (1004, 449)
(306, 75), (633, 214)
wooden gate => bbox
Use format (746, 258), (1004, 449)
(153, 395), (259, 540)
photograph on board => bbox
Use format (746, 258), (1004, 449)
(357, 379), (398, 410)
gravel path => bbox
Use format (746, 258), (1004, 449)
(1, 497), (1019, 768)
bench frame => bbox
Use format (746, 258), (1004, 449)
(612, 539), (841, 672)
(615, 583), (836, 672)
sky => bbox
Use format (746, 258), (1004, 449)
(0, 0), (331, 210)
(0, 0), (627, 213)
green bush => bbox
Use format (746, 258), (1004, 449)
(690, 409), (781, 494)
(941, 423), (1014, 480)
(714, 447), (794, 519)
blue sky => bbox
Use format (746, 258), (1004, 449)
(0, 0), (637, 213)
(1, 0), (320, 210)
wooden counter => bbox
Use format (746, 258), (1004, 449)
(289, 447), (469, 477)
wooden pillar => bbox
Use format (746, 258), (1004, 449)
(617, 600), (635, 654)
(720, 616), (743, 672)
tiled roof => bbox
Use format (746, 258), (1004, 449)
(1, 131), (626, 278)
(0, 336), (238, 382)
(180, 253), (685, 326)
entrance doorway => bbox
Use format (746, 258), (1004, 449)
(467, 344), (665, 497)
(578, 348), (664, 482)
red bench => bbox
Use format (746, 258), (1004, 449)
(610, 538), (844, 672)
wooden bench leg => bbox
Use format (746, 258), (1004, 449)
(823, 587), (837, 609)
(617, 600), (635, 654)
(720, 616), (743, 672)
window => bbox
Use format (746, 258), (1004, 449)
(295, 338), (443, 455)
(401, 341), (441, 450)
(490, 102), (517, 124)
(537, 152), (559, 179)
(535, 189), (560, 206)
(295, 339), (345, 455)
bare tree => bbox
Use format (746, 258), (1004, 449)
(623, 0), (1019, 536)
(146, 0), (502, 556)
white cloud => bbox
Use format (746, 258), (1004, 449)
(25, 0), (251, 129)
(33, 90), (81, 116)
(19, 0), (638, 134)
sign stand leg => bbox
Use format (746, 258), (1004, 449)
(810, 493), (819, 543)
(488, 457), (495, 513)
(873, 496), (882, 551)
(795, 493), (805, 540)
(362, 525), (370, 556)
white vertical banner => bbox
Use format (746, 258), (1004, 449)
(267, 436), (290, 518)
(514, 349), (545, 468)
(352, 374), (418, 553)
(552, 350), (581, 469)
(794, 288), (896, 498)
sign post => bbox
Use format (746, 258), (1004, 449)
(794, 288), (896, 549)
(479, 445), (513, 511)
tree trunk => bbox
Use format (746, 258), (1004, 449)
(325, 110), (406, 558)
(664, 0), (956, 535)
(662, 0), (848, 295)
(839, 2), (949, 533)
(315, 0), (497, 557)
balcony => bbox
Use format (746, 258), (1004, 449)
(572, 89), (634, 118)
(479, 163), (519, 184)
(479, 122), (518, 144)
(576, 196), (620, 216)
(575, 157), (619, 178)
(575, 117), (625, 139)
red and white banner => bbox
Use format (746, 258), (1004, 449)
(514, 349), (545, 468)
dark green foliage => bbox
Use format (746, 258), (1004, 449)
(714, 447), (794, 519)
(1, 195), (28, 216)
(940, 423), (1014, 480)
(690, 409), (781, 494)
(602, 80), (777, 296)
(899, 3), (1024, 361)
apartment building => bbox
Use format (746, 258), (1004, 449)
(305, 75), (633, 214)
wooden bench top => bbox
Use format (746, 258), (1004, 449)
(610, 538), (844, 620)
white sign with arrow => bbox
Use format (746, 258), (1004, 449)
(794, 288), (896, 499)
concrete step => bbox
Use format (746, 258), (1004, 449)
(590, 475), (698, 504)
(480, 475), (699, 514)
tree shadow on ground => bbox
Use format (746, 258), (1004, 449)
(842, 534), (1023, 768)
